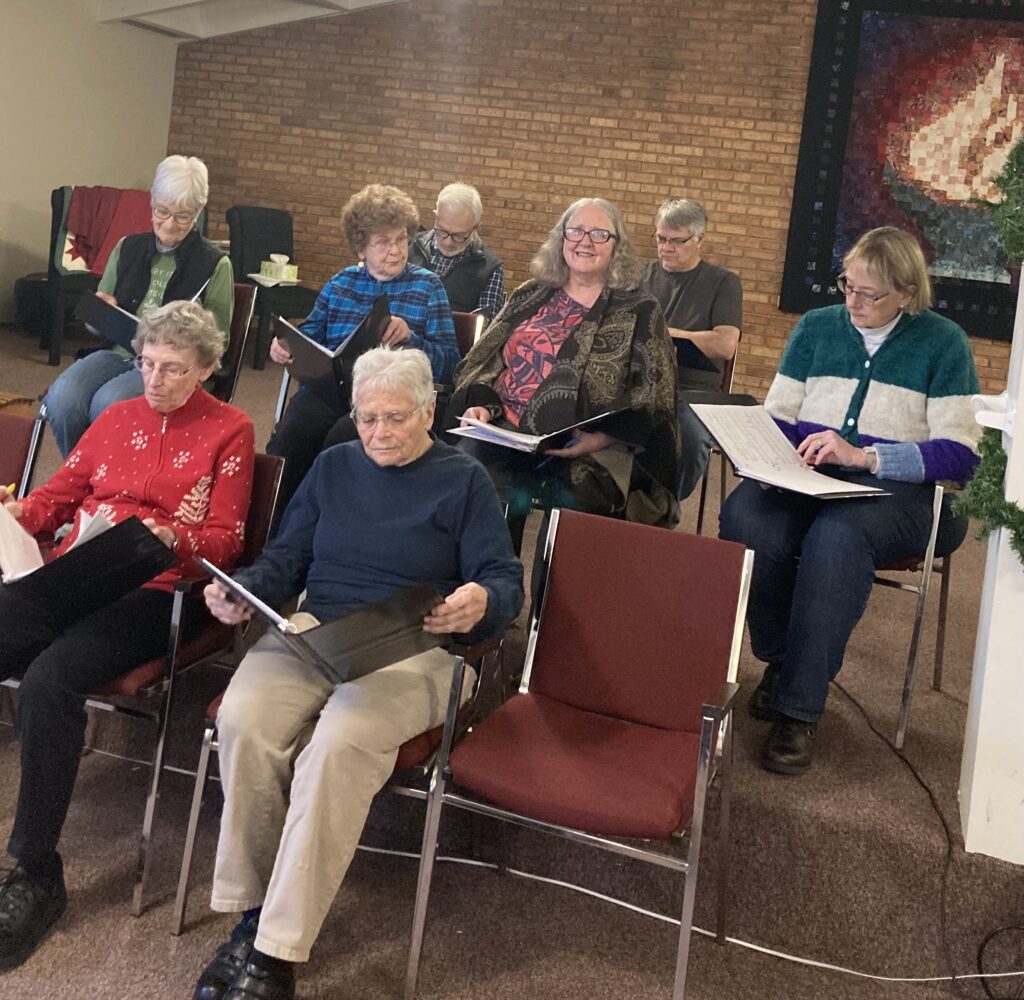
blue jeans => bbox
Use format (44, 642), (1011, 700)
(677, 392), (716, 500)
(718, 475), (967, 722)
(43, 350), (143, 457)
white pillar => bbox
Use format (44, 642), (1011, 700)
(960, 281), (1024, 865)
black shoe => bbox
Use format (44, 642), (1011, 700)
(762, 715), (817, 775)
(193, 917), (259, 1000)
(747, 665), (780, 721)
(224, 958), (295, 1000)
(0, 864), (67, 971)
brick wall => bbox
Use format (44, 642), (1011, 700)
(168, 0), (1011, 395)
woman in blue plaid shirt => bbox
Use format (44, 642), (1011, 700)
(267, 184), (458, 510)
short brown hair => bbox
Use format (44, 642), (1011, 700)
(843, 227), (933, 314)
(341, 184), (419, 257)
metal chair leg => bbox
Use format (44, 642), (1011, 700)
(695, 468), (711, 535)
(932, 554), (951, 693)
(715, 716), (734, 946)
(132, 589), (184, 917)
(674, 712), (716, 1000)
(172, 724), (217, 935)
(894, 485), (943, 750)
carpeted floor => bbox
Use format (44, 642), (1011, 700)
(0, 322), (1020, 1000)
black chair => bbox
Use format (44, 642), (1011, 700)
(207, 284), (257, 404)
(225, 206), (319, 371)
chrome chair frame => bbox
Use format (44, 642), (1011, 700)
(170, 639), (506, 935)
(404, 509), (753, 1000)
(694, 348), (738, 535)
(2, 454), (284, 916)
(872, 482), (951, 749)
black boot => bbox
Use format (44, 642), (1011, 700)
(225, 950), (295, 1000)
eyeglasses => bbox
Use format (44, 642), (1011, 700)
(351, 406), (423, 429)
(134, 357), (197, 380)
(836, 274), (894, 304)
(563, 227), (617, 245)
(654, 233), (696, 248)
(367, 235), (409, 252)
(152, 204), (197, 226)
(435, 225), (475, 245)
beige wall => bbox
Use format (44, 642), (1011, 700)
(0, 1), (179, 321)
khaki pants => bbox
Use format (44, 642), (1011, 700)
(210, 631), (473, 962)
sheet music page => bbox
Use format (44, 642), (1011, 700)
(690, 404), (805, 473)
(691, 404), (884, 497)
(447, 418), (543, 452)
(66, 510), (115, 551)
(0, 503), (44, 582)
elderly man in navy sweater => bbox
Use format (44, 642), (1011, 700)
(195, 347), (523, 1000)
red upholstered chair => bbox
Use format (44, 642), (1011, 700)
(170, 639), (503, 935)
(0, 453), (284, 914)
(405, 509), (753, 1000)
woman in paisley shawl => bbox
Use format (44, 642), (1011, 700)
(446, 197), (679, 547)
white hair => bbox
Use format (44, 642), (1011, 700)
(436, 182), (483, 225)
(351, 348), (435, 411)
(152, 155), (209, 214)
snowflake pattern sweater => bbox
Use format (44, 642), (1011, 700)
(17, 388), (255, 592)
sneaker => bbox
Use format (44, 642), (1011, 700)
(193, 916), (259, 1000)
(0, 864), (68, 971)
(762, 714), (817, 775)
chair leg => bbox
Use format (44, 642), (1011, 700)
(252, 308), (272, 371)
(932, 555), (951, 693)
(172, 724), (217, 935)
(715, 716), (734, 946)
(403, 767), (448, 1000)
(133, 590), (184, 916)
(718, 451), (728, 510)
(674, 713), (716, 1000)
(47, 291), (66, 366)
(695, 468), (710, 535)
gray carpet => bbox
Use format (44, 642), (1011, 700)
(0, 322), (1020, 1000)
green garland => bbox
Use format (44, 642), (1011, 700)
(989, 136), (1024, 262)
(953, 428), (1024, 563)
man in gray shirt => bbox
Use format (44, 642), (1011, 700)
(641, 198), (743, 499)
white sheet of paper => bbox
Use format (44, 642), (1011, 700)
(691, 404), (885, 498)
(0, 503), (44, 582)
(66, 510), (115, 551)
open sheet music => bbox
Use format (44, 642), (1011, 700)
(448, 409), (626, 454)
(690, 404), (887, 499)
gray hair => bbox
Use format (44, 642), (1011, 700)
(529, 198), (643, 290)
(655, 198), (707, 238)
(436, 182), (483, 225)
(351, 348), (435, 411)
(132, 300), (224, 368)
(151, 155), (209, 215)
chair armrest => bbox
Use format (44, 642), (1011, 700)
(448, 636), (501, 664)
(702, 681), (741, 721)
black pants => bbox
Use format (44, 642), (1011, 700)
(267, 377), (358, 517)
(1, 586), (206, 864)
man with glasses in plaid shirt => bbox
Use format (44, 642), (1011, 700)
(408, 183), (505, 320)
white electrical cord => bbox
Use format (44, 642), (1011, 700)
(356, 844), (1024, 986)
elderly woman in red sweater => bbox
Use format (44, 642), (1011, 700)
(0, 299), (254, 972)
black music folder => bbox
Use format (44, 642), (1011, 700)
(6, 516), (178, 622)
(275, 295), (391, 384)
(74, 292), (140, 352)
(199, 558), (450, 684)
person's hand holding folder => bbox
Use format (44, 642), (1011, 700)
(0, 484), (22, 520)
(204, 580), (254, 625)
(542, 429), (614, 459)
(95, 291), (118, 308)
(423, 582), (488, 635)
(379, 315), (410, 346)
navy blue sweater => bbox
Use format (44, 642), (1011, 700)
(236, 439), (524, 640)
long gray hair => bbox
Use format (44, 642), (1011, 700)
(529, 197), (643, 290)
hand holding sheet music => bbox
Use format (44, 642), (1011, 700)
(690, 404), (887, 499)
